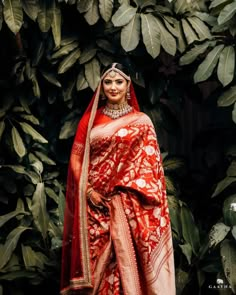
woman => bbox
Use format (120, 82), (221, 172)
(60, 63), (175, 295)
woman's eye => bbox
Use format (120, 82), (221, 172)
(116, 80), (123, 84)
(104, 80), (111, 85)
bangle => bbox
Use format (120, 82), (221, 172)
(87, 187), (94, 198)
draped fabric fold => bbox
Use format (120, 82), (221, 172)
(60, 83), (175, 294)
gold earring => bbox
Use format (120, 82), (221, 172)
(126, 88), (131, 100)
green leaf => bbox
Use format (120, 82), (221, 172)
(45, 187), (58, 203)
(3, 0), (23, 34)
(181, 18), (199, 45)
(174, 0), (189, 15)
(223, 194), (236, 226)
(155, 17), (176, 56)
(194, 44), (224, 83)
(121, 14), (140, 52)
(232, 102), (236, 124)
(51, 1), (61, 48)
(0, 210), (26, 228)
(40, 71), (62, 87)
(34, 151), (56, 165)
(141, 13), (161, 58)
(187, 16), (212, 40)
(21, 245), (48, 269)
(217, 46), (235, 87)
(84, 58), (101, 91)
(163, 157), (184, 171)
(180, 42), (211, 65)
(2, 165), (39, 184)
(0, 4), (3, 31)
(112, 3), (137, 27)
(76, 71), (89, 91)
(227, 161), (236, 177)
(84, 0), (99, 25)
(218, 86), (236, 107)
(77, 0), (93, 13)
(19, 114), (40, 125)
(19, 122), (48, 143)
(221, 239), (236, 293)
(31, 161), (43, 175)
(79, 47), (97, 64)
(21, 0), (39, 21)
(51, 41), (79, 59)
(209, 222), (231, 247)
(180, 204), (200, 255)
(212, 176), (236, 197)
(0, 121), (6, 141)
(11, 126), (26, 158)
(218, 1), (236, 25)
(99, 0), (113, 22)
(37, 1), (53, 32)
(179, 243), (192, 264)
(168, 196), (182, 239)
(31, 183), (50, 239)
(210, 0), (230, 9)
(58, 48), (81, 74)
(0, 226), (29, 270)
(58, 188), (65, 224)
(63, 79), (76, 101)
(59, 117), (79, 139)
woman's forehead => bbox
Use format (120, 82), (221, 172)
(103, 71), (125, 81)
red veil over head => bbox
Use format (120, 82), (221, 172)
(60, 69), (140, 294)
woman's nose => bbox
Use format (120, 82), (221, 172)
(111, 82), (116, 89)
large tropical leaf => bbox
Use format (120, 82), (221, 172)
(2, 165), (39, 184)
(217, 86), (236, 106)
(99, 0), (113, 22)
(51, 1), (61, 48)
(21, 245), (48, 269)
(19, 114), (40, 125)
(58, 48), (81, 74)
(209, 0), (230, 9)
(221, 239), (236, 293)
(155, 17), (176, 56)
(232, 102), (236, 124)
(59, 117), (79, 139)
(141, 13), (161, 58)
(79, 47), (97, 64)
(21, 0), (39, 21)
(19, 122), (48, 143)
(180, 204), (200, 255)
(209, 222), (231, 247)
(187, 16), (211, 40)
(37, 1), (53, 32)
(84, 58), (100, 91)
(194, 44), (224, 83)
(179, 243), (192, 264)
(84, 0), (99, 25)
(181, 18), (199, 45)
(40, 71), (62, 87)
(3, 0), (23, 34)
(77, 0), (93, 13)
(218, 1), (236, 25)
(0, 121), (6, 141)
(31, 183), (50, 240)
(121, 14), (140, 52)
(76, 71), (89, 91)
(0, 226), (29, 270)
(180, 42), (212, 65)
(11, 126), (26, 158)
(211, 176), (236, 197)
(51, 41), (79, 59)
(112, 3), (137, 27)
(223, 195), (236, 226)
(217, 46), (235, 86)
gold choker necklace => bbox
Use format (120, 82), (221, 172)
(102, 102), (133, 119)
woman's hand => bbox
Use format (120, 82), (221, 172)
(87, 189), (111, 213)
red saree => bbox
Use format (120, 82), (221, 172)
(60, 85), (175, 295)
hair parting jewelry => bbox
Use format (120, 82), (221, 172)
(101, 63), (131, 81)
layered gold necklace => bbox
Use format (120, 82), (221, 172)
(102, 101), (133, 119)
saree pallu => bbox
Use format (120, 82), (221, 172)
(61, 110), (175, 295)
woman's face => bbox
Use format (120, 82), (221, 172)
(102, 72), (129, 104)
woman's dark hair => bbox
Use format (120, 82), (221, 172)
(101, 63), (130, 77)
